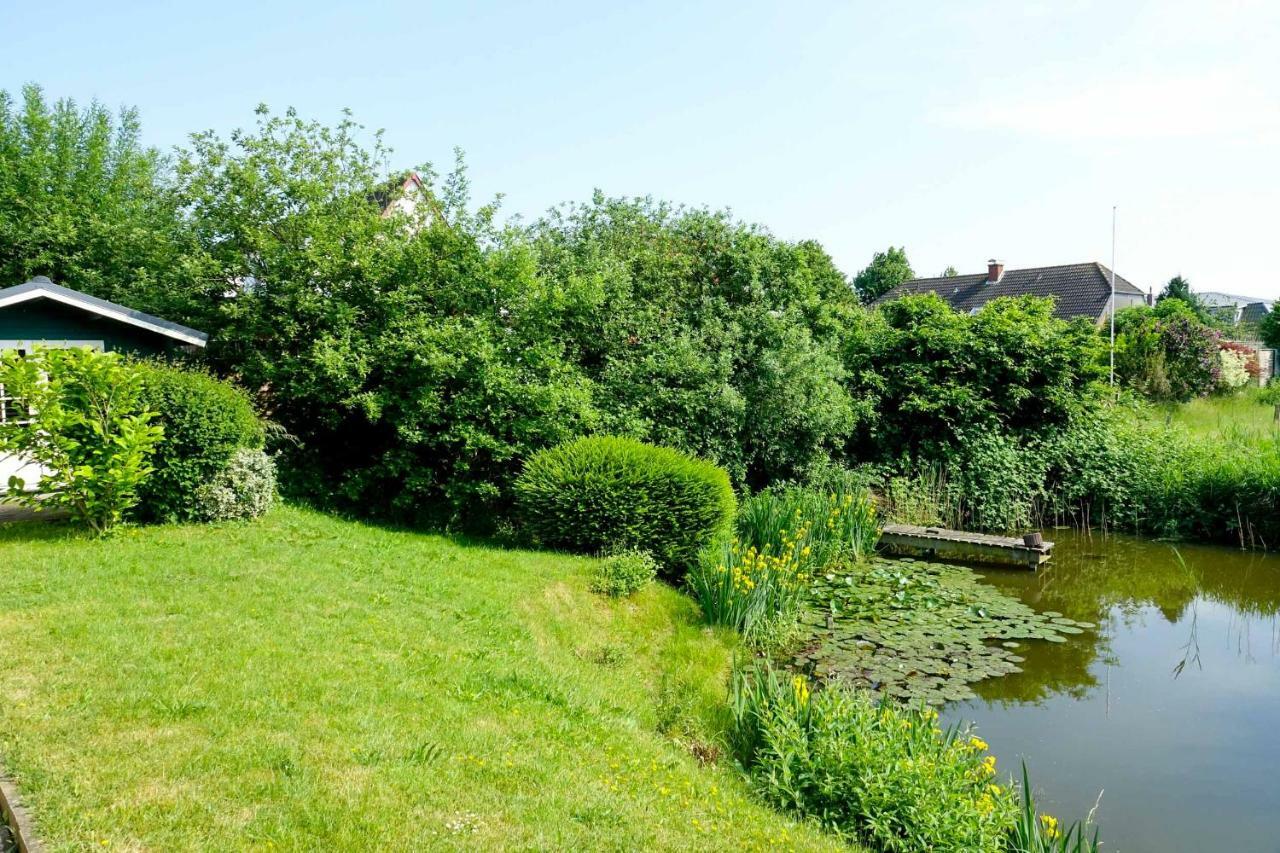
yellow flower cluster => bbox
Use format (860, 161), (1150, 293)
(1040, 814), (1060, 839)
(792, 675), (810, 706)
(825, 492), (856, 531)
(718, 530), (810, 595)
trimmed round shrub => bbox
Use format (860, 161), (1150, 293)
(193, 448), (277, 522)
(590, 549), (659, 597)
(515, 436), (736, 573)
(135, 362), (265, 522)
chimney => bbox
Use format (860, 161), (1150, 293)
(987, 259), (1004, 284)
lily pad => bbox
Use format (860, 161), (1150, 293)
(789, 556), (1080, 704)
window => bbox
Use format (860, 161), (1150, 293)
(0, 381), (31, 425)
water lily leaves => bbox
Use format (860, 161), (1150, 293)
(790, 556), (1089, 705)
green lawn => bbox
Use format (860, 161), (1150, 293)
(0, 506), (843, 851)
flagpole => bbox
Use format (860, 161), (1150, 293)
(1110, 206), (1117, 387)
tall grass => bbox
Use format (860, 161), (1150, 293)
(1009, 764), (1101, 853)
(688, 481), (877, 642)
(737, 480), (879, 565)
(686, 534), (811, 640)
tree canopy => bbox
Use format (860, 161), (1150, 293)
(0, 88), (1127, 530)
(852, 246), (914, 303)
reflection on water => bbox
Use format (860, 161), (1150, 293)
(942, 530), (1280, 853)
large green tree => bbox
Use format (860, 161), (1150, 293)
(0, 84), (195, 313)
(528, 195), (862, 489)
(852, 246), (914, 303)
(846, 293), (1106, 459)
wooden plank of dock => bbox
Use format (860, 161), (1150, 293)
(879, 523), (1053, 570)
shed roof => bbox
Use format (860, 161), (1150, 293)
(0, 277), (207, 347)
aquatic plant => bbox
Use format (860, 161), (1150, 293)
(1009, 763), (1101, 853)
(737, 483), (878, 568)
(686, 532), (811, 643)
(793, 557), (1093, 705)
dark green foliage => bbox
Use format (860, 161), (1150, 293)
(532, 195), (862, 490)
(934, 431), (1046, 533)
(1156, 275), (1211, 323)
(852, 245), (914, 303)
(135, 362), (264, 522)
(515, 436), (735, 573)
(1260, 308), (1280, 350)
(1114, 300), (1221, 403)
(849, 294), (1105, 460)
(1039, 402), (1280, 546)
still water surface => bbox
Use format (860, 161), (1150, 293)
(943, 531), (1280, 853)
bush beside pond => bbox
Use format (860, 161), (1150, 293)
(515, 436), (735, 573)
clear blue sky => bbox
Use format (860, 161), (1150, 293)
(4, 1), (1279, 297)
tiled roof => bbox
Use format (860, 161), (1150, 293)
(876, 262), (1145, 321)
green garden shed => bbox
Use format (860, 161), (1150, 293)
(0, 276), (207, 355)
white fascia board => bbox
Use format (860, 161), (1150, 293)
(0, 287), (207, 347)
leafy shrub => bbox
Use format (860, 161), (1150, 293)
(853, 294), (1105, 460)
(135, 362), (264, 522)
(945, 431), (1045, 533)
(589, 549), (658, 597)
(192, 448), (277, 522)
(1217, 342), (1256, 390)
(728, 661), (1017, 851)
(0, 347), (163, 534)
(1115, 302), (1221, 402)
(515, 436), (736, 572)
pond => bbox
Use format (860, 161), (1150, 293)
(942, 530), (1280, 853)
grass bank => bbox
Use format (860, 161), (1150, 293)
(0, 506), (842, 850)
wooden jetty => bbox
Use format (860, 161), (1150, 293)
(879, 524), (1053, 570)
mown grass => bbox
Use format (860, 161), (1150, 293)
(0, 505), (845, 851)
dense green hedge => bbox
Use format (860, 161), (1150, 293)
(135, 362), (265, 522)
(515, 436), (736, 573)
